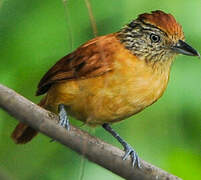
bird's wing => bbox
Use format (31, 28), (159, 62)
(36, 34), (118, 96)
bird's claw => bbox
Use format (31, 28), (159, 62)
(122, 144), (141, 168)
(50, 116), (70, 142)
(59, 116), (70, 131)
(50, 105), (70, 142)
(58, 104), (70, 131)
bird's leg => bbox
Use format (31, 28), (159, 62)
(58, 104), (70, 131)
(102, 123), (140, 167)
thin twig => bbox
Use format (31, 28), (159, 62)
(84, 0), (98, 37)
(0, 84), (182, 180)
(62, 0), (73, 50)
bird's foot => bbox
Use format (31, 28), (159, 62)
(50, 104), (70, 142)
(58, 104), (70, 131)
(102, 123), (141, 168)
(123, 143), (141, 168)
(58, 113), (70, 131)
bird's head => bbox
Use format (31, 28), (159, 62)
(118, 10), (199, 63)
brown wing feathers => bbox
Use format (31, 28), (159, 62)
(36, 34), (117, 96)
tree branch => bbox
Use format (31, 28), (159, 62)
(0, 84), (181, 180)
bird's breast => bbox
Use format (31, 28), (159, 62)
(45, 48), (172, 125)
(81, 55), (171, 125)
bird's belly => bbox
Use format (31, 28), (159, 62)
(46, 67), (169, 125)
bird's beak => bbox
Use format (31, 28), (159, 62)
(172, 40), (200, 57)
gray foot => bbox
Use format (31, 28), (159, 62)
(102, 123), (141, 167)
(58, 104), (70, 131)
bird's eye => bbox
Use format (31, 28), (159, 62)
(150, 34), (160, 43)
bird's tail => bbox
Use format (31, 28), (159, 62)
(11, 123), (38, 144)
(11, 97), (46, 144)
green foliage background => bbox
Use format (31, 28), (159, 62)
(0, 0), (200, 179)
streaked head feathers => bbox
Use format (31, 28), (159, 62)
(138, 10), (184, 40)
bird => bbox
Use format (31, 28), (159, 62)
(11, 10), (199, 167)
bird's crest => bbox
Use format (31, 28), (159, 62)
(138, 10), (184, 39)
